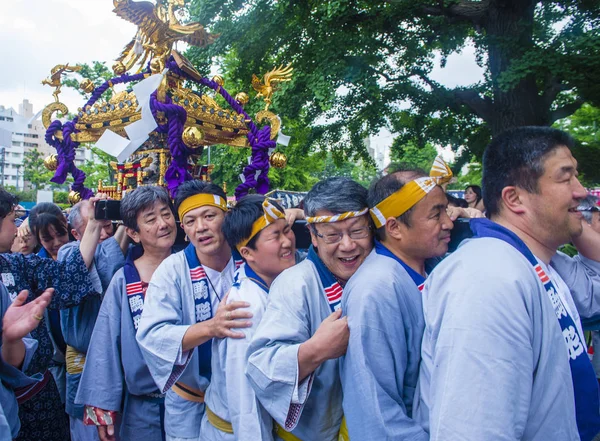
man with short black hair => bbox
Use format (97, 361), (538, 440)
(201, 195), (296, 441)
(137, 180), (250, 441)
(340, 157), (453, 440)
(247, 177), (372, 441)
(415, 127), (600, 441)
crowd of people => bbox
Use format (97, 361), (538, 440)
(1, 125), (600, 441)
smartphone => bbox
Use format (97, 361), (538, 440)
(94, 200), (122, 221)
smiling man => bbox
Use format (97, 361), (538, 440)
(136, 181), (249, 441)
(76, 186), (177, 441)
(200, 195), (297, 441)
(415, 127), (600, 441)
(247, 177), (372, 441)
(340, 157), (453, 441)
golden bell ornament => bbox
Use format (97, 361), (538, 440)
(79, 79), (95, 94)
(68, 191), (82, 205)
(235, 92), (249, 106)
(182, 126), (205, 149)
(212, 75), (225, 87)
(150, 57), (164, 74)
(44, 154), (58, 171)
(112, 61), (126, 76)
(269, 152), (288, 169)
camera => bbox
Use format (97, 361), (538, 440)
(94, 200), (122, 221)
(448, 218), (473, 253)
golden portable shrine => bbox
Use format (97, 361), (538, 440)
(41, 0), (292, 204)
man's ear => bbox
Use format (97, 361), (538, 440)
(309, 227), (319, 249)
(501, 186), (527, 215)
(385, 217), (405, 241)
(126, 227), (141, 244)
(240, 246), (255, 264)
(71, 228), (82, 241)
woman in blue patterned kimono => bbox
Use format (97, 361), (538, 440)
(0, 190), (100, 441)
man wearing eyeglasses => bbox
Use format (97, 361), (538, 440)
(339, 158), (454, 440)
(247, 177), (373, 441)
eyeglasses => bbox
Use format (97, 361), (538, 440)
(311, 225), (371, 244)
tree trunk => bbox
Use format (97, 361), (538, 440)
(484, 0), (550, 135)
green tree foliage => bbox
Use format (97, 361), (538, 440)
(22, 149), (54, 189)
(448, 160), (483, 190)
(187, 0), (600, 164)
(554, 103), (600, 187)
(389, 141), (438, 172)
(63, 61), (115, 101)
(78, 147), (115, 189)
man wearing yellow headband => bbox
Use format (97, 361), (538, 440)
(247, 177), (372, 441)
(340, 159), (454, 441)
(200, 195), (297, 441)
(136, 181), (250, 441)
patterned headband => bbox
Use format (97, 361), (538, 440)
(237, 199), (286, 250)
(305, 208), (369, 224)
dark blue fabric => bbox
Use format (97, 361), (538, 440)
(183, 244), (212, 381)
(38, 248), (67, 354)
(470, 218), (600, 441)
(244, 264), (269, 293)
(374, 240), (425, 287)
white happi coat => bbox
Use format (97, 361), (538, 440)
(246, 259), (344, 441)
(340, 249), (429, 440)
(414, 237), (588, 440)
(200, 264), (274, 441)
(137, 250), (235, 441)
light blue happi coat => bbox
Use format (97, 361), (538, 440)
(246, 259), (343, 441)
(0, 284), (41, 440)
(58, 237), (125, 418)
(340, 246), (429, 440)
(200, 264), (274, 441)
(414, 237), (585, 440)
(552, 251), (600, 323)
(137, 250), (235, 441)
(76, 267), (165, 441)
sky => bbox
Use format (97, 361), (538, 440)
(1, 0), (485, 163)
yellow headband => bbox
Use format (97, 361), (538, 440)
(305, 208), (369, 224)
(237, 199), (286, 250)
(178, 193), (228, 220)
(370, 156), (453, 229)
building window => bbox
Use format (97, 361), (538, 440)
(24, 142), (38, 147)
(12, 141), (21, 147)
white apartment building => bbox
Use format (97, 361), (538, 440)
(0, 99), (95, 190)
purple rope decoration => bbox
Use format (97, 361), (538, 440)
(149, 92), (194, 197)
(166, 58), (274, 199)
(44, 69), (149, 199)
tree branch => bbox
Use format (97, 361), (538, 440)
(420, 0), (490, 26)
(542, 76), (571, 109)
(550, 99), (585, 124)
(453, 89), (494, 122)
